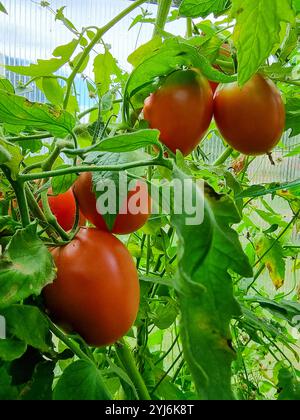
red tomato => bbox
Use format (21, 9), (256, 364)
(143, 69), (213, 156)
(43, 228), (140, 347)
(214, 74), (285, 155)
(42, 188), (85, 231)
(73, 172), (150, 235)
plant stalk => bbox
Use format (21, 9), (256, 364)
(115, 339), (151, 400)
(153, 0), (172, 37)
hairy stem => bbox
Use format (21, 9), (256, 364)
(153, 0), (172, 37)
(115, 339), (151, 400)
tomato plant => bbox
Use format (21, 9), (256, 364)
(0, 0), (299, 402)
(73, 172), (150, 234)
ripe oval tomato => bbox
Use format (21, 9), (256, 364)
(73, 172), (150, 235)
(214, 74), (285, 155)
(43, 228), (140, 347)
(143, 69), (213, 156)
(42, 188), (85, 231)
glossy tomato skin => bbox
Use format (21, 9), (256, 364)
(73, 172), (150, 235)
(43, 228), (140, 347)
(45, 188), (85, 231)
(214, 74), (285, 155)
(143, 69), (213, 156)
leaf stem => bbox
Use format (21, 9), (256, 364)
(7, 133), (51, 142)
(186, 17), (193, 38)
(213, 146), (234, 166)
(63, 0), (147, 109)
(115, 339), (151, 400)
(19, 158), (173, 182)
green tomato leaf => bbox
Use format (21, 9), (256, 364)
(51, 165), (78, 195)
(95, 129), (161, 153)
(0, 90), (76, 138)
(53, 360), (111, 400)
(237, 179), (300, 198)
(277, 368), (300, 400)
(255, 234), (286, 289)
(245, 296), (300, 325)
(0, 223), (56, 308)
(285, 96), (300, 137)
(128, 36), (163, 67)
(0, 77), (14, 93)
(94, 49), (123, 96)
(171, 168), (252, 400)
(179, 0), (229, 18)
(6, 39), (79, 77)
(0, 305), (52, 352)
(0, 2), (7, 14)
(0, 338), (27, 361)
(21, 361), (55, 400)
(41, 77), (64, 106)
(0, 367), (18, 400)
(232, 0), (295, 85)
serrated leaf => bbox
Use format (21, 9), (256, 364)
(0, 305), (52, 352)
(0, 223), (56, 308)
(232, 0), (295, 85)
(6, 39), (79, 77)
(0, 90), (75, 138)
(94, 50), (122, 96)
(179, 0), (229, 18)
(53, 360), (111, 400)
(171, 168), (252, 400)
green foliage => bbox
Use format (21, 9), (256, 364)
(0, 224), (56, 308)
(0, 0), (299, 402)
(53, 360), (111, 400)
(232, 0), (295, 85)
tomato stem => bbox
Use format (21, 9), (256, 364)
(186, 18), (193, 38)
(19, 158), (173, 182)
(1, 166), (31, 227)
(41, 190), (71, 242)
(153, 0), (172, 37)
(116, 339), (151, 400)
(213, 146), (234, 166)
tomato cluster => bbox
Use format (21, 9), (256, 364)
(143, 69), (285, 157)
(43, 174), (150, 347)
